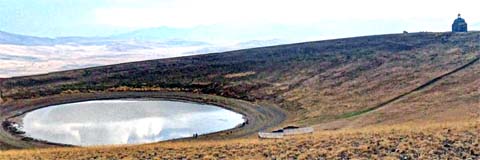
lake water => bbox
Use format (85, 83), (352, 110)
(21, 100), (244, 146)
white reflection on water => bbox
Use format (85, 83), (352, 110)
(22, 100), (244, 146)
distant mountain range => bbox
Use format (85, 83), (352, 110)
(0, 30), (210, 47)
(0, 29), (289, 48)
(0, 31), (55, 46)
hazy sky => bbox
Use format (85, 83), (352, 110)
(1, 0), (479, 39)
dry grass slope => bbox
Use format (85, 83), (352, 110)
(0, 32), (478, 158)
(0, 121), (478, 159)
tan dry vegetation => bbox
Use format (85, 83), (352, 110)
(0, 121), (478, 159)
(285, 45), (479, 125)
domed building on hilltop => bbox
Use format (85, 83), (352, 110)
(452, 14), (467, 32)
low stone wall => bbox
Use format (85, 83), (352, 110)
(258, 132), (283, 139)
(283, 127), (314, 135)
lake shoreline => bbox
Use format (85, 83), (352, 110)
(0, 92), (287, 149)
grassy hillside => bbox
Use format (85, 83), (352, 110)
(0, 32), (479, 159)
(1, 32), (478, 126)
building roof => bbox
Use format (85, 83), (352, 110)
(453, 14), (467, 24)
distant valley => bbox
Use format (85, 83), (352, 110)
(0, 30), (289, 77)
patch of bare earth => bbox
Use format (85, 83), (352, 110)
(224, 71), (256, 79)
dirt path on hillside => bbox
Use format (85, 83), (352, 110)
(354, 57), (479, 117)
(315, 56), (480, 130)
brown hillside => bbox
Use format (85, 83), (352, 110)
(1, 32), (478, 127)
